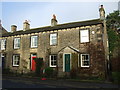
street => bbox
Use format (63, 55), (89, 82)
(2, 77), (68, 88)
(2, 75), (120, 89)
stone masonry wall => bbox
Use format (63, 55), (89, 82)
(1, 23), (106, 78)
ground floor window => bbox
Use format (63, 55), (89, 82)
(49, 55), (57, 67)
(13, 54), (20, 66)
(81, 54), (90, 67)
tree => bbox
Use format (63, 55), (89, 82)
(106, 10), (120, 54)
(106, 10), (120, 72)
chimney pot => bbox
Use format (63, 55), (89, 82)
(99, 5), (105, 20)
(23, 20), (30, 31)
(11, 25), (17, 32)
(101, 5), (103, 8)
(53, 14), (56, 20)
(51, 14), (58, 26)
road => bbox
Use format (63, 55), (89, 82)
(2, 77), (68, 88)
(2, 76), (120, 89)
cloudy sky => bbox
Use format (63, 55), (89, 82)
(1, 0), (119, 32)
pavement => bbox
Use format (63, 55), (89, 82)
(2, 75), (120, 89)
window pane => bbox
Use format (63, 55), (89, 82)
(81, 54), (89, 67)
(17, 60), (19, 65)
(13, 55), (20, 66)
(51, 55), (54, 60)
(52, 35), (56, 39)
(51, 61), (54, 65)
(54, 61), (57, 65)
(50, 55), (57, 67)
(31, 36), (38, 47)
(86, 55), (89, 60)
(84, 61), (89, 66)
(54, 55), (57, 60)
(18, 39), (20, 47)
(14, 38), (20, 49)
(52, 39), (57, 45)
(50, 33), (57, 45)
(82, 55), (85, 60)
(1, 39), (6, 50)
(80, 30), (89, 43)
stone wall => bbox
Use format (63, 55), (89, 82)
(1, 23), (106, 78)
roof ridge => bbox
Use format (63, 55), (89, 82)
(2, 18), (102, 37)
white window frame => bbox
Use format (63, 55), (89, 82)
(50, 33), (57, 45)
(80, 29), (89, 43)
(49, 55), (57, 67)
(0, 39), (6, 50)
(81, 54), (90, 67)
(14, 38), (20, 49)
(13, 54), (20, 66)
(31, 36), (38, 48)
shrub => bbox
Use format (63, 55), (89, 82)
(70, 68), (77, 79)
(45, 67), (54, 78)
(112, 72), (120, 83)
(34, 57), (44, 76)
(2, 68), (11, 74)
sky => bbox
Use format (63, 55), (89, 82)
(1, 1), (119, 32)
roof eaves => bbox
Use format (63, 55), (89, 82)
(2, 18), (102, 37)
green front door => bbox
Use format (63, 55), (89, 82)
(65, 54), (70, 72)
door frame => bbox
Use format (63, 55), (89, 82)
(30, 53), (37, 71)
(63, 53), (71, 72)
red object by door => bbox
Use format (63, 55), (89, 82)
(32, 56), (36, 71)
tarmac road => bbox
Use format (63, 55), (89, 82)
(2, 75), (120, 89)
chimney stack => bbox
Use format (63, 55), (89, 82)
(23, 20), (30, 31)
(11, 25), (17, 32)
(99, 5), (105, 20)
(51, 14), (58, 26)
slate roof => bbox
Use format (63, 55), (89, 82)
(0, 27), (8, 36)
(2, 19), (103, 37)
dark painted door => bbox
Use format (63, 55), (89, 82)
(1, 54), (5, 69)
(2, 56), (5, 68)
(65, 54), (70, 72)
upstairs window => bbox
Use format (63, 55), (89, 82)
(49, 55), (57, 67)
(50, 33), (57, 45)
(80, 29), (89, 43)
(14, 38), (20, 49)
(81, 54), (90, 67)
(0, 39), (6, 50)
(13, 54), (20, 66)
(31, 36), (38, 48)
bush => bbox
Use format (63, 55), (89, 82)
(45, 67), (54, 78)
(70, 68), (77, 79)
(112, 72), (120, 83)
(34, 57), (44, 76)
(2, 68), (11, 74)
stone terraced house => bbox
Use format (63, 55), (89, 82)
(0, 5), (109, 78)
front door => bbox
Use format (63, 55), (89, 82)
(31, 54), (37, 71)
(1, 54), (6, 69)
(64, 54), (70, 72)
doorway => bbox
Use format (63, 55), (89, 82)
(64, 54), (71, 72)
(31, 54), (37, 71)
(1, 53), (6, 69)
